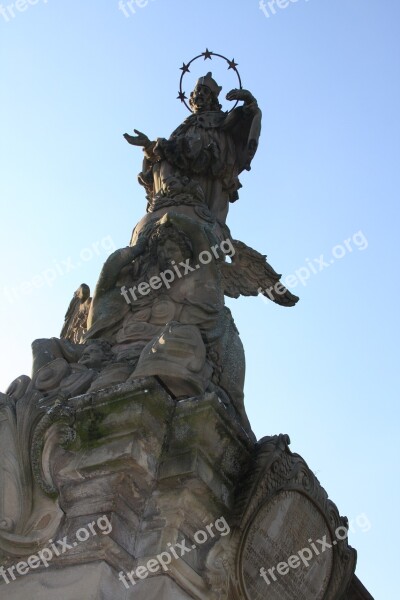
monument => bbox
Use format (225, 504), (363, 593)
(0, 51), (373, 599)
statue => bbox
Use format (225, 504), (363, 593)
(2, 52), (298, 440)
(124, 71), (262, 225)
(0, 54), (299, 554)
(79, 57), (297, 436)
(0, 54), (368, 600)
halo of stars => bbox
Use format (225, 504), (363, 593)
(178, 49), (243, 114)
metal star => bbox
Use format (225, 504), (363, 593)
(202, 48), (213, 60)
(177, 91), (187, 102)
(180, 63), (190, 74)
(227, 58), (238, 70)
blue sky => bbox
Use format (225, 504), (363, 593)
(1, 0), (399, 596)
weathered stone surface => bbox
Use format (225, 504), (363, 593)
(240, 491), (333, 600)
(2, 563), (193, 600)
(0, 391), (361, 599)
(0, 378), (254, 598)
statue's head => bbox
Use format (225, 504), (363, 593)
(189, 72), (222, 113)
(160, 174), (203, 199)
(162, 175), (185, 197)
(75, 283), (90, 302)
(152, 225), (193, 271)
(78, 340), (113, 369)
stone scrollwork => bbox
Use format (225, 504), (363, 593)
(31, 401), (77, 495)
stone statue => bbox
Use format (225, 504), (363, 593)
(0, 55), (296, 551)
(0, 55), (366, 600)
(124, 72), (262, 224)
(2, 65), (298, 439)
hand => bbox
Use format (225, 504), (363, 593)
(123, 129), (150, 147)
(206, 141), (220, 158)
(226, 88), (256, 104)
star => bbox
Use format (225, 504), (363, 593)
(180, 62), (190, 74)
(227, 58), (238, 70)
(202, 48), (213, 60)
(177, 91), (187, 102)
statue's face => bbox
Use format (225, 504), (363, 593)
(163, 176), (182, 196)
(78, 345), (106, 369)
(190, 85), (213, 113)
(157, 239), (184, 270)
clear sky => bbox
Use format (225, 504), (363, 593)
(1, 0), (399, 597)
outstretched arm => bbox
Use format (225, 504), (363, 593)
(123, 129), (153, 149)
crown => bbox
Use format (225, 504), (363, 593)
(195, 72), (222, 97)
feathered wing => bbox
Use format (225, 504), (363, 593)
(221, 240), (299, 307)
(60, 283), (92, 342)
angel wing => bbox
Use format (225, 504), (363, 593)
(221, 240), (299, 307)
(60, 283), (92, 343)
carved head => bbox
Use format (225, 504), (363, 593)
(160, 174), (204, 200)
(151, 225), (193, 271)
(161, 175), (186, 197)
(189, 73), (222, 113)
(157, 238), (184, 269)
(78, 340), (113, 369)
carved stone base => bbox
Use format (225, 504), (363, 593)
(0, 380), (368, 599)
